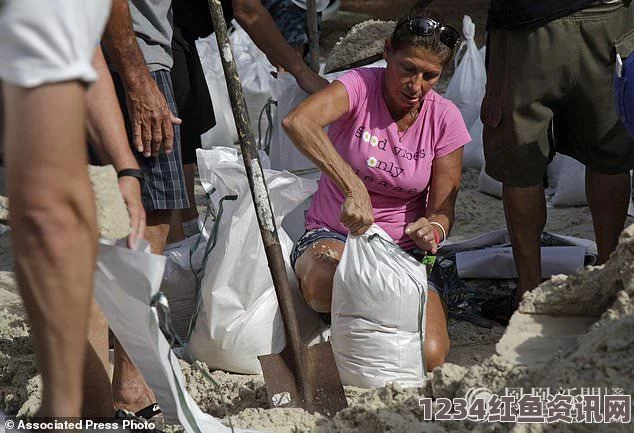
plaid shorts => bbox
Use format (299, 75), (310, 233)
(113, 69), (189, 211)
(262, 0), (322, 48)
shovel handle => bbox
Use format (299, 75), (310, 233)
(206, 0), (305, 368)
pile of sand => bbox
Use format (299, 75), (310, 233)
(324, 20), (396, 73)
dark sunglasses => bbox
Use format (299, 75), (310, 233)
(394, 17), (461, 50)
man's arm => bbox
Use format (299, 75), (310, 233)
(101, 0), (180, 157)
(232, 0), (328, 94)
(86, 46), (146, 248)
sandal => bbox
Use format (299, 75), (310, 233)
(114, 404), (164, 433)
(480, 295), (519, 325)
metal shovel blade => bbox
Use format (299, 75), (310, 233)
(259, 342), (348, 417)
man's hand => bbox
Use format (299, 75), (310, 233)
(405, 217), (439, 254)
(118, 176), (146, 248)
(340, 183), (374, 236)
(294, 67), (329, 94)
(125, 75), (181, 158)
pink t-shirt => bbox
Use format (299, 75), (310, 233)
(305, 67), (470, 250)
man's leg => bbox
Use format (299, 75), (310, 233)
(3, 81), (98, 416)
(182, 162), (199, 223)
(83, 302), (115, 417)
(586, 169), (630, 264)
(502, 184), (547, 301)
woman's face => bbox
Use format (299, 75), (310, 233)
(383, 41), (444, 113)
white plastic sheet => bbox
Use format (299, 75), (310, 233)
(93, 239), (259, 432)
(187, 148), (321, 374)
(331, 225), (427, 388)
(444, 15), (487, 130)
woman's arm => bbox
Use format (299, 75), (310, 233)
(406, 147), (463, 252)
(282, 81), (374, 234)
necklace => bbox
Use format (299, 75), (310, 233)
(397, 108), (419, 142)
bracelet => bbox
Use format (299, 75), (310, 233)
(429, 221), (446, 248)
(117, 168), (144, 186)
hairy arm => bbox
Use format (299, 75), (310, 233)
(101, 0), (180, 157)
(232, 0), (327, 94)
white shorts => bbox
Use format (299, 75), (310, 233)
(0, 0), (111, 87)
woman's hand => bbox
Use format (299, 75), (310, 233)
(340, 184), (374, 235)
(405, 217), (440, 254)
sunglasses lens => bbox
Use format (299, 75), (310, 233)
(410, 18), (436, 36)
(439, 27), (460, 49)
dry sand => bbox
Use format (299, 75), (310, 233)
(3, 165), (633, 432)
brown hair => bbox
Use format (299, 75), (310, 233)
(390, 8), (458, 66)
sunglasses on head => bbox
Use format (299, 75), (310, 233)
(395, 17), (461, 50)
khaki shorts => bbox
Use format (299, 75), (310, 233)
(482, 2), (634, 187)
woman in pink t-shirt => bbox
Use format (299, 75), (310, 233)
(283, 8), (470, 370)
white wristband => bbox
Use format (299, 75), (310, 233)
(429, 221), (446, 248)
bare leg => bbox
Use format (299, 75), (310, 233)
(586, 169), (630, 264)
(83, 302), (114, 417)
(294, 239), (344, 312)
(502, 184), (546, 301)
(112, 210), (174, 412)
(424, 291), (449, 371)
(3, 82), (98, 416)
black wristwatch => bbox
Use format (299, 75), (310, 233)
(117, 168), (144, 186)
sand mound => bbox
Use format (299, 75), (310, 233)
(324, 20), (395, 73)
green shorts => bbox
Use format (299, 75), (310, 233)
(482, 1), (634, 187)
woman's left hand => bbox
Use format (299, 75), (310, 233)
(405, 217), (439, 254)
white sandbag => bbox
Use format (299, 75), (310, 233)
(231, 23), (275, 144)
(196, 34), (239, 148)
(93, 239), (259, 432)
(546, 154), (587, 207)
(160, 235), (204, 341)
(443, 15), (486, 129)
(478, 163), (503, 198)
(187, 147), (320, 374)
(463, 118), (484, 169)
(269, 72), (317, 172)
(331, 225), (428, 388)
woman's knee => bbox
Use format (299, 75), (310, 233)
(299, 263), (336, 312)
(425, 332), (450, 371)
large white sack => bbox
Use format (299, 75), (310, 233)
(443, 15), (486, 129)
(478, 163), (503, 198)
(463, 118), (484, 169)
(93, 239), (260, 433)
(196, 34), (238, 148)
(187, 147), (321, 374)
(546, 154), (586, 206)
(331, 225), (428, 388)
(160, 235), (204, 341)
(231, 23), (275, 145)
(269, 72), (317, 172)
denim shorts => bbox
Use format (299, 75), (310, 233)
(290, 227), (447, 302)
(262, 0), (323, 48)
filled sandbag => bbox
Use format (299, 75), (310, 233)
(332, 225), (428, 388)
(444, 15), (486, 130)
(186, 147), (321, 374)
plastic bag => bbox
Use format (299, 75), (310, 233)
(196, 33), (239, 148)
(186, 147), (321, 374)
(443, 15), (486, 129)
(478, 163), (503, 198)
(93, 239), (259, 432)
(331, 225), (428, 388)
